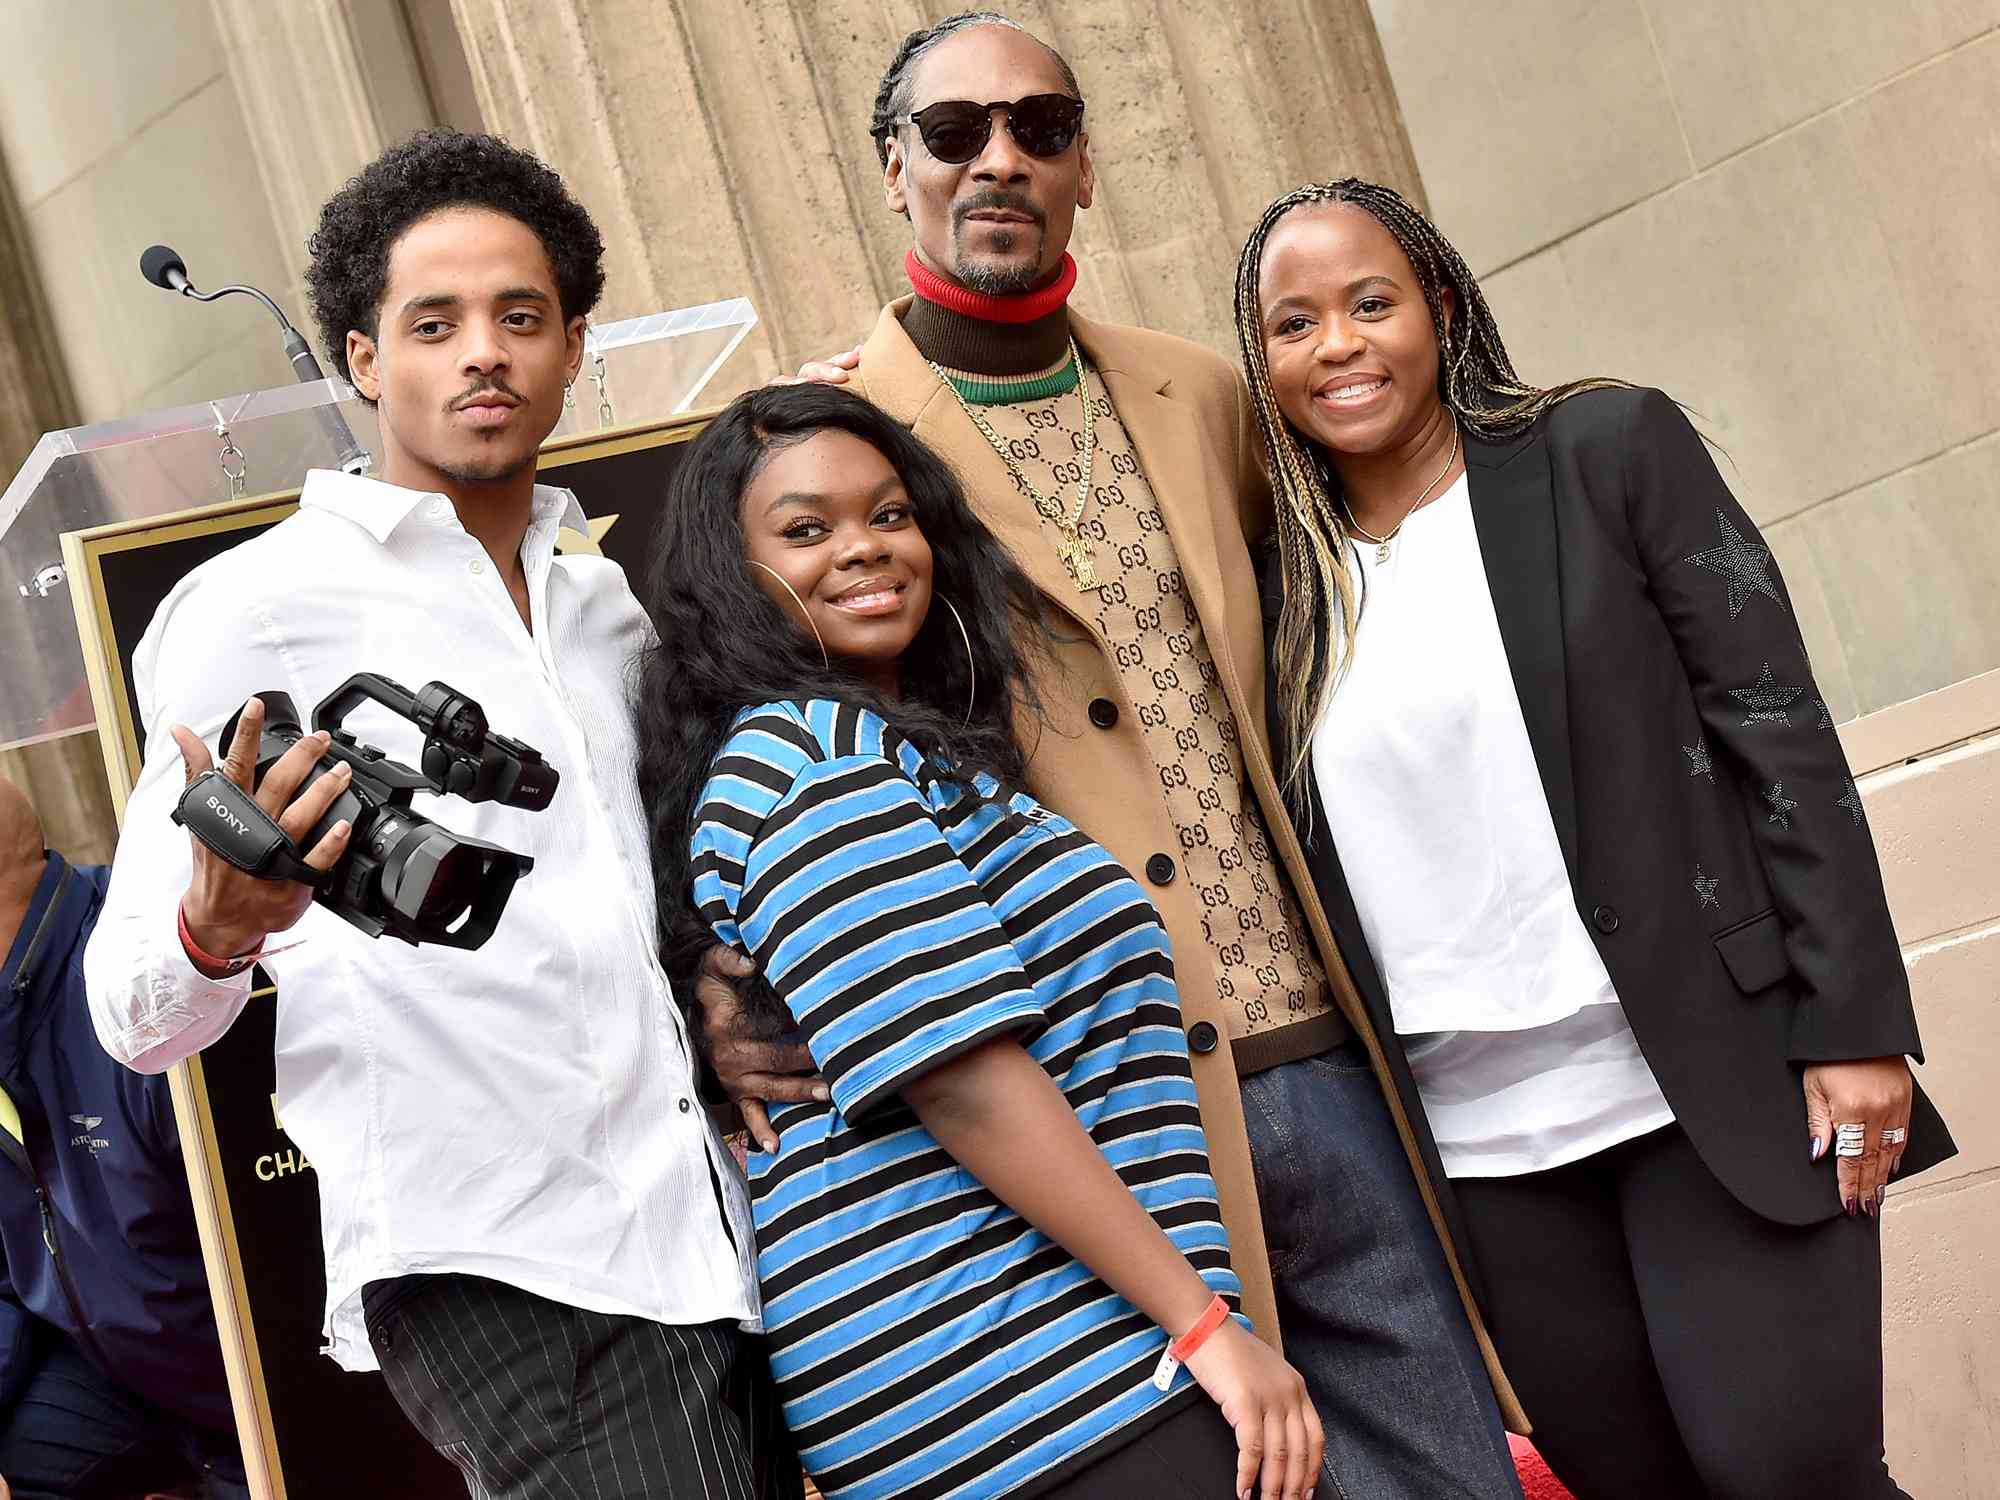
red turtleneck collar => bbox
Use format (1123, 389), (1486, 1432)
(905, 249), (1076, 324)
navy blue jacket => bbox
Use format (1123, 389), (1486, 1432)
(0, 851), (232, 1432)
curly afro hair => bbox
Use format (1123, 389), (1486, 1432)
(305, 129), (606, 386)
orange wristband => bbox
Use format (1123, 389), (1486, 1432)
(177, 900), (259, 977)
(1152, 1294), (1230, 1390)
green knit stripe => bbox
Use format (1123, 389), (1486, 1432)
(946, 362), (1081, 405)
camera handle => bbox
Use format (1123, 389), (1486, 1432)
(312, 673), (556, 809)
(313, 672), (427, 743)
(172, 770), (331, 888)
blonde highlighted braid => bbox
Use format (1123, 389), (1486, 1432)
(1232, 178), (1627, 807)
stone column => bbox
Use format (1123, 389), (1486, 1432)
(447, 0), (1425, 378)
(447, 0), (892, 390)
(0, 148), (76, 476)
(207, 0), (438, 295)
(0, 146), (115, 862)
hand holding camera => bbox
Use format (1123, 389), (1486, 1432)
(171, 675), (556, 963)
(173, 695), (354, 974)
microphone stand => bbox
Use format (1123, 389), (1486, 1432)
(145, 254), (372, 476)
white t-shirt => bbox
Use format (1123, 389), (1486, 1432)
(1309, 472), (1672, 1177)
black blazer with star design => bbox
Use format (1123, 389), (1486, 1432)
(1261, 385), (1953, 1229)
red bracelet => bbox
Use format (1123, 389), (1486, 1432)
(1152, 1294), (1231, 1390)
(177, 900), (259, 977)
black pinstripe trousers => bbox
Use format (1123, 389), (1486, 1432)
(364, 1275), (800, 1500)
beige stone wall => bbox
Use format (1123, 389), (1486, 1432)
(1841, 673), (2000, 1495)
(0, 0), (436, 425)
(1370, 0), (2000, 722)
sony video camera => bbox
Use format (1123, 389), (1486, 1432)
(174, 673), (558, 950)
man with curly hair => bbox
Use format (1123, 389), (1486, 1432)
(86, 130), (797, 1499)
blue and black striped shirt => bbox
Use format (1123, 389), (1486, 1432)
(690, 701), (1243, 1498)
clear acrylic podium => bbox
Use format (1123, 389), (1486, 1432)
(0, 296), (757, 752)
(7, 297), (755, 1500)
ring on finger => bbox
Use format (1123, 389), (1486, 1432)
(1881, 1126), (1908, 1145)
(1834, 1121), (1867, 1158)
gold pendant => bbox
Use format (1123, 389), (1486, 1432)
(1375, 541), (1392, 564)
(1058, 531), (1098, 591)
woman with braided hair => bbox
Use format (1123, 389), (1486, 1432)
(1232, 179), (1954, 1499)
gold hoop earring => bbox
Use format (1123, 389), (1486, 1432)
(940, 594), (976, 728)
(748, 560), (829, 670)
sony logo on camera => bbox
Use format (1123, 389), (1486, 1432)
(205, 792), (253, 841)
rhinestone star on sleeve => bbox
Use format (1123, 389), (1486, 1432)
(1686, 510), (1786, 618)
(1693, 864), (1721, 909)
(1836, 777), (1866, 826)
(1730, 662), (1803, 726)
(1683, 739), (1714, 780)
(1812, 696), (1834, 730)
(1763, 781), (1799, 831)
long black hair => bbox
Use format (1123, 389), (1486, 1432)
(637, 382), (1049, 1002)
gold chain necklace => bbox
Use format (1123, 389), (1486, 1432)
(931, 337), (1098, 590)
(1342, 423), (1461, 564)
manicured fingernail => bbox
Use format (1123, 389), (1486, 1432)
(1844, 1195), (1857, 1216)
(1810, 1136), (1824, 1161)
(1877, 1185), (1887, 1210)
(813, 1083), (831, 1101)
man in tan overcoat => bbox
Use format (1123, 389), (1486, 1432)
(696, 12), (1529, 1497)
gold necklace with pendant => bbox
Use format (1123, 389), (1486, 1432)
(931, 338), (1099, 591)
(1342, 423), (1461, 564)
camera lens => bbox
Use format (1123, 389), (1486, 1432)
(378, 820), (498, 940)
(415, 844), (484, 928)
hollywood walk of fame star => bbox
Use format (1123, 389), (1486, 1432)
(1684, 739), (1714, 780)
(1836, 777), (1866, 826)
(1764, 781), (1799, 830)
(1693, 864), (1721, 909)
(1730, 661), (1804, 726)
(1686, 510), (1786, 618)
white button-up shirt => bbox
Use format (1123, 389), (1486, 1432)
(84, 470), (760, 1370)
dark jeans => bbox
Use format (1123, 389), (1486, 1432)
(1454, 1123), (1905, 1500)
(365, 1274), (799, 1500)
(0, 1325), (247, 1500)
(1241, 1043), (1522, 1500)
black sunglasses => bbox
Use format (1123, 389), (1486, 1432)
(892, 93), (1086, 165)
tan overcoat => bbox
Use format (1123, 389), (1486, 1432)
(851, 297), (1526, 1432)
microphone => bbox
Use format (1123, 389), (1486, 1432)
(140, 243), (371, 476)
(139, 244), (192, 294)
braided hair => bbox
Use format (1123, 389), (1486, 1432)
(869, 11), (1084, 167)
(1232, 179), (1626, 806)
